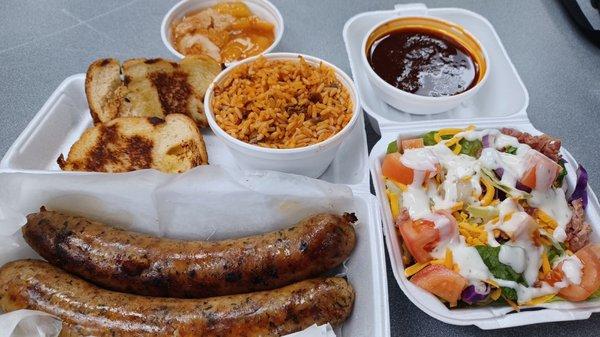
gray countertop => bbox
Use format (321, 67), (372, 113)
(1, 0), (599, 335)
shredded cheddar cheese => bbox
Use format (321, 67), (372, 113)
(404, 262), (430, 277)
(524, 294), (556, 306)
(452, 143), (462, 154)
(491, 288), (502, 301)
(541, 251), (551, 277)
(386, 190), (400, 219)
(480, 177), (495, 206)
(444, 249), (454, 270)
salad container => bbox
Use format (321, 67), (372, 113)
(344, 2), (600, 330)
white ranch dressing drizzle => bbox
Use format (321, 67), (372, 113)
(529, 188), (572, 242)
(486, 210), (544, 286)
(451, 243), (492, 282)
(394, 128), (580, 304)
(499, 245), (526, 273)
(424, 213), (459, 259)
(557, 255), (584, 285)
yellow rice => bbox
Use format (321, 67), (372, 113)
(211, 56), (353, 149)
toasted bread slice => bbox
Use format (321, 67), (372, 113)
(84, 56), (221, 127)
(58, 114), (208, 173)
(85, 58), (126, 124)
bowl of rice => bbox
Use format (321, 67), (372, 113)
(204, 53), (360, 177)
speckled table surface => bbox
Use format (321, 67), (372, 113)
(1, 0), (599, 335)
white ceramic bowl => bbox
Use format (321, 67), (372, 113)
(361, 16), (489, 115)
(161, 0), (284, 62)
(204, 53), (361, 178)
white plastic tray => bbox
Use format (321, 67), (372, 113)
(0, 74), (371, 191)
(0, 169), (390, 337)
(345, 2), (600, 330)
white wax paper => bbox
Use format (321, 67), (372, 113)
(284, 324), (336, 337)
(0, 166), (355, 336)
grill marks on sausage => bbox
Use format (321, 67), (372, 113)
(0, 260), (354, 336)
(22, 211), (356, 299)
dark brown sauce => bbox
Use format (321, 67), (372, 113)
(368, 27), (479, 97)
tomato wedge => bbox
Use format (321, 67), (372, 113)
(547, 244), (600, 301)
(382, 152), (432, 186)
(411, 264), (467, 307)
(382, 153), (416, 185)
(519, 151), (562, 190)
(398, 217), (439, 263)
(401, 138), (424, 152)
(396, 211), (457, 263)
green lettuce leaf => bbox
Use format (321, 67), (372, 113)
(459, 139), (483, 158)
(386, 140), (398, 154)
(554, 159), (567, 188)
(475, 245), (526, 301)
(421, 131), (452, 146)
(505, 146), (518, 155)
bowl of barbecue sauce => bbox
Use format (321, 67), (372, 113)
(361, 16), (488, 114)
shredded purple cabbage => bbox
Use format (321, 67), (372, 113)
(569, 164), (588, 209)
(494, 168), (504, 178)
(461, 282), (490, 304)
(482, 135), (490, 148)
(515, 180), (532, 193)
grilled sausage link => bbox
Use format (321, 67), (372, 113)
(22, 209), (356, 298)
(0, 260), (354, 337)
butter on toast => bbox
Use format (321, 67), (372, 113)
(85, 56), (221, 127)
(58, 114), (208, 173)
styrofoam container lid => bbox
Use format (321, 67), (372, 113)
(350, 3), (600, 329)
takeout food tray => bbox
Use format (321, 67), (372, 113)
(346, 3), (600, 329)
(370, 122), (600, 329)
(0, 74), (370, 191)
(0, 168), (390, 337)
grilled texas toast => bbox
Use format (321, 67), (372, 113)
(85, 56), (221, 127)
(58, 114), (208, 173)
(85, 58), (125, 124)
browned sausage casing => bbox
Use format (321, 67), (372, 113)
(0, 259), (354, 337)
(22, 209), (356, 298)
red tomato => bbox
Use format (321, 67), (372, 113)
(382, 153), (416, 185)
(398, 217), (439, 263)
(411, 264), (467, 307)
(382, 152), (433, 186)
(401, 138), (424, 152)
(547, 244), (600, 301)
(397, 211), (457, 264)
(519, 151), (562, 190)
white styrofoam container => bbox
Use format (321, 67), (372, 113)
(344, 3), (600, 329)
(0, 64), (386, 335)
(344, 3), (529, 134)
(0, 168), (390, 337)
(0, 74), (370, 190)
(370, 123), (600, 329)
(204, 52), (361, 179)
(161, 0), (285, 62)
